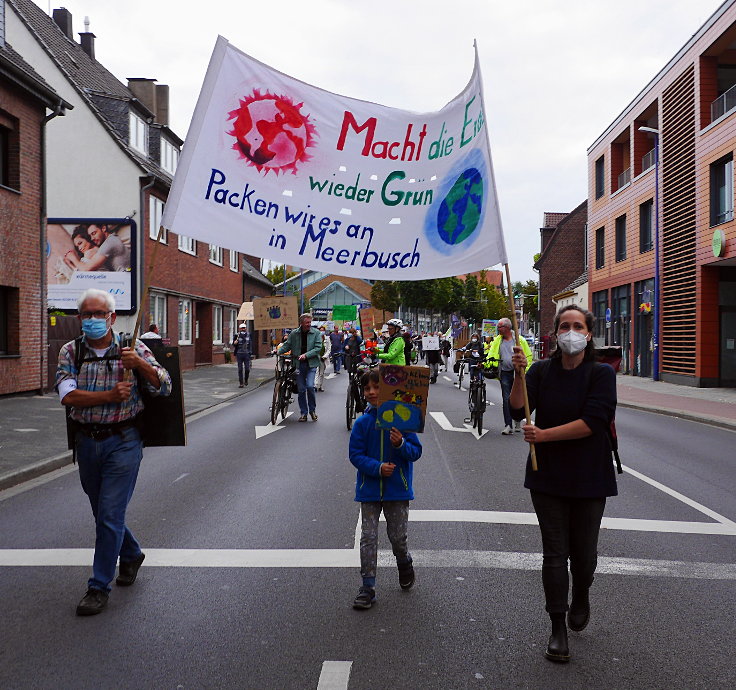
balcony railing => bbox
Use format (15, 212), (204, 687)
(617, 167), (631, 190)
(711, 83), (736, 122)
(642, 148), (655, 172)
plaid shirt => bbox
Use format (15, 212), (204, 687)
(56, 332), (172, 425)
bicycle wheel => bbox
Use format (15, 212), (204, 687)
(458, 364), (464, 389)
(474, 384), (484, 432)
(271, 380), (281, 425)
(346, 380), (356, 430)
(279, 378), (291, 419)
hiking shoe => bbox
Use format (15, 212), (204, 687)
(352, 586), (376, 610)
(298, 415), (308, 422)
(76, 588), (109, 616)
(502, 426), (513, 435)
(310, 412), (318, 421)
(116, 552), (145, 587)
(398, 561), (415, 590)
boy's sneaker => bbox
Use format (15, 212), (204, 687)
(352, 586), (376, 610)
(398, 561), (415, 590)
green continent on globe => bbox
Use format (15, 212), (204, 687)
(437, 168), (483, 246)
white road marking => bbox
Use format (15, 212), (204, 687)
(255, 412), (295, 439)
(622, 464), (736, 526)
(428, 412), (490, 440)
(13, 429), (39, 433)
(398, 509), (736, 535)
(0, 462), (76, 501)
(173, 473), (190, 484)
(317, 661), (352, 690)
(442, 376), (452, 382)
(1, 548), (732, 580)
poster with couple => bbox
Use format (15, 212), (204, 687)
(47, 218), (136, 312)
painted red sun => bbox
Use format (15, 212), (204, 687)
(227, 90), (317, 175)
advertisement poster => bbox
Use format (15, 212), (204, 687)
(376, 364), (430, 433)
(253, 295), (299, 329)
(161, 37), (507, 281)
(47, 218), (136, 313)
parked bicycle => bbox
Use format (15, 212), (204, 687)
(345, 352), (379, 430)
(270, 355), (297, 425)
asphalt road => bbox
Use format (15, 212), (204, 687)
(1, 368), (734, 689)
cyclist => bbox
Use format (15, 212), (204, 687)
(377, 319), (406, 365)
(458, 332), (486, 383)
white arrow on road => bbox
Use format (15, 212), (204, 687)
(429, 412), (489, 440)
(255, 412), (294, 439)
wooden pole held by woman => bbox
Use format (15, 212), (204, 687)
(504, 263), (538, 471)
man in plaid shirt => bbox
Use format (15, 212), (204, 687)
(56, 288), (171, 616)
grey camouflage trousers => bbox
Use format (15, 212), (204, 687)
(360, 500), (411, 581)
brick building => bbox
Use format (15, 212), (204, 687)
(588, 0), (736, 386)
(0, 10), (71, 395)
(534, 203), (588, 340)
(6, 1), (255, 371)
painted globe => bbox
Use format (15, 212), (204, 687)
(436, 168), (483, 246)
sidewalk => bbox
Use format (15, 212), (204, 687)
(1, 361), (734, 491)
(0, 356), (277, 491)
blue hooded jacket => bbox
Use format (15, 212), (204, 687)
(349, 406), (422, 502)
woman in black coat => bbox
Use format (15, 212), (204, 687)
(509, 305), (617, 664)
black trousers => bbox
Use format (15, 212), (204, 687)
(530, 490), (606, 614)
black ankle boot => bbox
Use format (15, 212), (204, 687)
(545, 614), (570, 663)
(568, 588), (590, 632)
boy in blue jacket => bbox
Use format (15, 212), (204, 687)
(349, 370), (422, 609)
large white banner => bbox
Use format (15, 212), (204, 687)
(162, 37), (507, 280)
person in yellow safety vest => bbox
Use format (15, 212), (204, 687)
(488, 318), (533, 435)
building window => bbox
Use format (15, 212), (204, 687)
(213, 305), (223, 344)
(178, 235), (196, 255)
(615, 215), (627, 262)
(178, 298), (192, 345)
(639, 200), (653, 253)
(225, 307), (236, 345)
(592, 290), (608, 343)
(595, 227), (605, 269)
(229, 250), (239, 272)
(0, 126), (9, 188)
(209, 244), (223, 266)
(710, 154), (734, 226)
(149, 196), (166, 242)
(129, 111), (148, 156)
(149, 292), (167, 338)
(161, 138), (179, 175)
(595, 155), (605, 199)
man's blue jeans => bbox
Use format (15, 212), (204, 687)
(332, 352), (342, 373)
(499, 369), (514, 427)
(76, 427), (143, 592)
(296, 361), (317, 415)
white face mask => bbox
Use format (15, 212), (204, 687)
(557, 330), (588, 355)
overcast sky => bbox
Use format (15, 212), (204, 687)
(30, 0), (724, 282)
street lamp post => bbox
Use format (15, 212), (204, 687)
(639, 126), (661, 381)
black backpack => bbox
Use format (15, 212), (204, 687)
(536, 359), (622, 474)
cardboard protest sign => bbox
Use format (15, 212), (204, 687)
(481, 319), (498, 338)
(359, 308), (375, 336)
(161, 37), (507, 281)
(253, 295), (299, 329)
(237, 301), (254, 321)
(376, 364), (430, 433)
(422, 336), (439, 350)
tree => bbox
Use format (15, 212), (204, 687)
(370, 280), (401, 317)
(264, 264), (298, 288)
(512, 279), (539, 327)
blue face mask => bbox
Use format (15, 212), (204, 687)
(81, 317), (110, 340)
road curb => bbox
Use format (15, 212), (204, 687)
(617, 400), (736, 432)
(0, 373), (276, 493)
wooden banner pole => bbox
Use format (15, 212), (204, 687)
(504, 263), (538, 471)
(124, 225), (164, 381)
